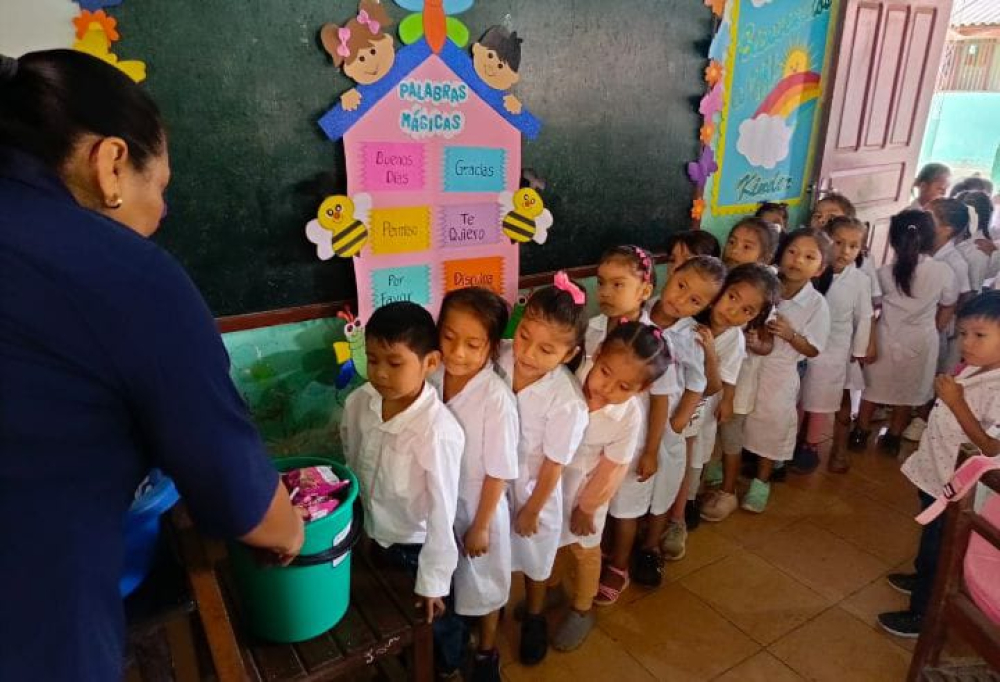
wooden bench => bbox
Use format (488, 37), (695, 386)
(173, 507), (433, 681)
(908, 444), (1000, 681)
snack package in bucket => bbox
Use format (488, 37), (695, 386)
(281, 466), (351, 522)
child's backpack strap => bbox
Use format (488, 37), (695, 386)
(915, 455), (1000, 525)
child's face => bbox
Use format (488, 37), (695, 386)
(711, 281), (767, 330)
(472, 42), (520, 90)
(809, 200), (846, 229)
(658, 268), (720, 320)
(439, 308), (491, 379)
(667, 242), (692, 271)
(724, 226), (765, 267)
(583, 346), (649, 411)
(344, 34), (396, 85)
(957, 317), (1000, 368)
(596, 259), (652, 319)
(918, 176), (950, 205)
(366, 339), (439, 402)
(831, 226), (865, 273)
(780, 236), (825, 283)
(758, 210), (785, 229)
(512, 311), (579, 384)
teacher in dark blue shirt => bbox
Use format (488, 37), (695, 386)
(0, 50), (305, 681)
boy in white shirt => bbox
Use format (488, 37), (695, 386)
(879, 291), (1000, 638)
(340, 301), (465, 667)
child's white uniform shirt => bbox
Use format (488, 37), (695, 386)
(743, 282), (830, 461)
(693, 326), (746, 466)
(957, 238), (990, 292)
(901, 366), (1000, 497)
(863, 256), (960, 406)
(583, 310), (653, 362)
(802, 265), (873, 413)
(429, 365), (519, 616)
(935, 240), (973, 295)
(341, 382), (464, 598)
(560, 379), (642, 548)
(496, 343), (588, 581)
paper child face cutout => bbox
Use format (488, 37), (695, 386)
(343, 33), (396, 84)
(472, 26), (521, 91)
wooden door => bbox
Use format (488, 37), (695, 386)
(814, 0), (953, 264)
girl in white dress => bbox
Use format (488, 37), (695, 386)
(498, 273), (589, 666)
(585, 245), (656, 362)
(546, 322), (671, 652)
(742, 228), (832, 513)
(852, 211), (960, 455)
(432, 287), (519, 679)
(797, 217), (873, 475)
(955, 190), (998, 288)
(698, 264), (781, 522)
(929, 198), (974, 377)
(909, 163), (952, 210)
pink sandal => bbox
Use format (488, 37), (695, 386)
(594, 565), (630, 606)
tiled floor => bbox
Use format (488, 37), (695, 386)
(496, 421), (926, 681)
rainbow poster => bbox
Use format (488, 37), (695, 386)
(711, 0), (834, 214)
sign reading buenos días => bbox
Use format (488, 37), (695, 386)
(711, 0), (834, 214)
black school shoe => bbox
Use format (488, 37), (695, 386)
(877, 610), (923, 638)
(790, 443), (820, 475)
(471, 649), (501, 682)
(877, 433), (902, 457)
(632, 549), (664, 587)
(887, 572), (918, 595)
(519, 615), (548, 666)
(685, 499), (702, 531)
(848, 426), (871, 452)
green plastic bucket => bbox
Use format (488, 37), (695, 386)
(230, 456), (362, 643)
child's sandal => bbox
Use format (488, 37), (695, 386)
(594, 565), (629, 606)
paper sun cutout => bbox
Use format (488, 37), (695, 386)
(305, 193), (374, 259)
(499, 188), (552, 245)
(321, 0), (396, 112)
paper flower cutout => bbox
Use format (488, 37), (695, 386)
(691, 198), (706, 221)
(699, 121), (716, 145)
(704, 0), (725, 17)
(687, 146), (718, 188)
(704, 60), (724, 87)
(72, 16), (146, 82)
(73, 9), (119, 41)
(699, 83), (723, 117)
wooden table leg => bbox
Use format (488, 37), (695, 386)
(411, 622), (433, 682)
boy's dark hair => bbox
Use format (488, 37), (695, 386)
(728, 216), (777, 263)
(524, 279), (588, 372)
(950, 176), (994, 198)
(477, 26), (523, 71)
(600, 321), (672, 385)
(958, 290), (1000, 322)
(915, 162), (951, 186)
(888, 210), (936, 297)
(675, 254), (727, 286)
(0, 50), (165, 172)
(698, 263), (781, 331)
(438, 287), (510, 362)
(815, 192), (857, 219)
(929, 197), (971, 241)
(365, 301), (439, 358)
(956, 190), (994, 239)
(667, 230), (722, 259)
(755, 202), (789, 225)
(599, 244), (657, 288)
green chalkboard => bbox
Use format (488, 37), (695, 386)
(115, 1), (710, 315)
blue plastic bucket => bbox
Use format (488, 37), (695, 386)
(120, 470), (180, 597)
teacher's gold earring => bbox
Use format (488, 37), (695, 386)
(106, 194), (123, 209)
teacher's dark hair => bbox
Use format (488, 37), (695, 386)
(0, 50), (164, 171)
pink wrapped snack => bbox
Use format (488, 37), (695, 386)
(281, 466), (351, 524)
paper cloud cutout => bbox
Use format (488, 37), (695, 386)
(751, 0), (774, 6)
(736, 114), (792, 170)
(0, 0), (78, 57)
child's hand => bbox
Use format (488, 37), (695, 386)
(416, 596), (446, 624)
(766, 314), (795, 342)
(636, 451), (658, 482)
(976, 238), (998, 256)
(935, 374), (964, 408)
(462, 525), (490, 558)
(669, 414), (687, 434)
(570, 506), (597, 536)
(514, 507), (540, 537)
(715, 397), (734, 424)
(694, 325), (717, 355)
(340, 88), (362, 111)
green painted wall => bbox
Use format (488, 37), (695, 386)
(919, 92), (1000, 183)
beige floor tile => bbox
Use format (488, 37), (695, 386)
(806, 490), (920, 565)
(709, 497), (806, 549)
(770, 607), (912, 681)
(501, 625), (655, 682)
(839, 576), (917, 652)
(601, 582), (760, 680)
(713, 651), (803, 681)
(662, 525), (742, 583)
(753, 520), (889, 601)
(680, 552), (830, 645)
